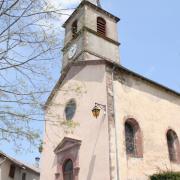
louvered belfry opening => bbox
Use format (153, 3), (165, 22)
(97, 17), (106, 36)
(72, 20), (78, 38)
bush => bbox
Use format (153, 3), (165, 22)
(150, 172), (180, 180)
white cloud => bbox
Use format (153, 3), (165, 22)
(47, 0), (81, 9)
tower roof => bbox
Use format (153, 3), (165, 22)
(63, 0), (119, 28)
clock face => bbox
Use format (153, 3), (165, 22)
(68, 44), (77, 59)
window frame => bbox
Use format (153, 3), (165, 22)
(124, 118), (143, 158)
(166, 129), (180, 163)
(54, 137), (81, 180)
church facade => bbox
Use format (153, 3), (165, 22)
(40, 1), (180, 180)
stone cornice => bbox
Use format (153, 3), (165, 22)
(62, 26), (120, 52)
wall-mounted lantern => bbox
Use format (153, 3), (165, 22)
(92, 103), (106, 119)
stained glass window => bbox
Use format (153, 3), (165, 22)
(125, 122), (135, 155)
(167, 130), (179, 162)
(65, 99), (76, 121)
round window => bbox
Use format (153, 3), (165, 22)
(64, 99), (76, 121)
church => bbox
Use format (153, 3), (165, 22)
(40, 0), (180, 180)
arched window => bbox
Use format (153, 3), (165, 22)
(97, 17), (106, 36)
(63, 159), (73, 180)
(72, 20), (78, 38)
(167, 129), (180, 163)
(124, 118), (143, 158)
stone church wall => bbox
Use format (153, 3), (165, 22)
(114, 71), (180, 180)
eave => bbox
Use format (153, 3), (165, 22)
(44, 59), (180, 109)
(0, 151), (40, 175)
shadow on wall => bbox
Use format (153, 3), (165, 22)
(87, 155), (96, 180)
(86, 113), (106, 180)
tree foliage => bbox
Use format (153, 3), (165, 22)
(150, 171), (180, 180)
(0, 0), (71, 150)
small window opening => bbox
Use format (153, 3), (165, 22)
(97, 17), (106, 36)
(22, 173), (26, 180)
(9, 164), (16, 178)
(72, 20), (78, 38)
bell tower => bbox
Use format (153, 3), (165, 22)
(40, 1), (121, 180)
(62, 0), (120, 69)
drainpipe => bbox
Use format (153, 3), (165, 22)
(111, 66), (120, 180)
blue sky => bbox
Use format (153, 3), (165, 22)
(103, 0), (180, 91)
(1, 0), (180, 165)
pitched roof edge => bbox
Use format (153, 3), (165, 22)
(44, 60), (180, 109)
(44, 62), (73, 110)
(54, 137), (82, 153)
(113, 62), (180, 97)
(0, 151), (40, 174)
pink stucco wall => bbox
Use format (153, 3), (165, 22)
(40, 64), (110, 180)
